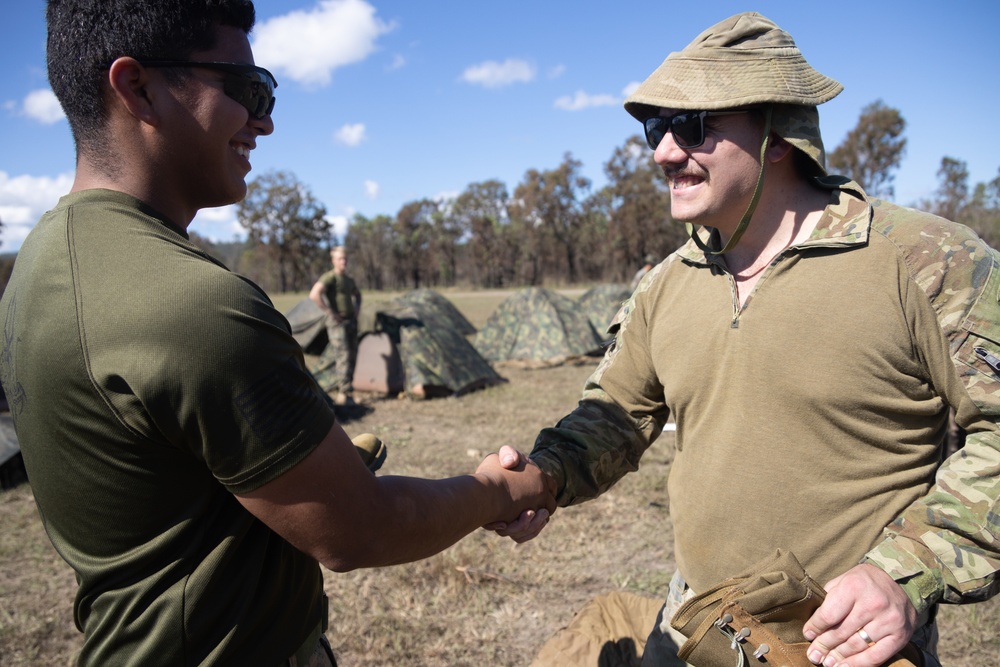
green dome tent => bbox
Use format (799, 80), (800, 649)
(473, 287), (603, 366)
(345, 291), (503, 400)
(578, 283), (632, 337)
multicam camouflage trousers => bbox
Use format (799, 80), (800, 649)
(312, 317), (358, 394)
(641, 570), (942, 667)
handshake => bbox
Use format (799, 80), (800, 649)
(475, 445), (557, 544)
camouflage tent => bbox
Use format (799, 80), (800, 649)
(350, 292), (504, 399)
(578, 283), (631, 337)
(473, 287), (604, 366)
(284, 297), (328, 355)
(395, 289), (476, 337)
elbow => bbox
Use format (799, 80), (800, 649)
(313, 539), (383, 573)
(320, 556), (362, 573)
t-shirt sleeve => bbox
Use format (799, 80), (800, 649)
(134, 270), (336, 494)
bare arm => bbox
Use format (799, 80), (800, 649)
(308, 280), (330, 313)
(236, 423), (555, 572)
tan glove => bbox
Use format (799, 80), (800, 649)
(351, 433), (387, 472)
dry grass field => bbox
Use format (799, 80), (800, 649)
(1, 288), (998, 666)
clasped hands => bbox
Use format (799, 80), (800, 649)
(475, 445), (556, 544)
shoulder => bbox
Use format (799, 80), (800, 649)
(870, 200), (997, 295)
(867, 201), (999, 332)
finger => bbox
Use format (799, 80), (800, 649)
(809, 628), (872, 666)
(511, 508), (550, 543)
(817, 631), (905, 667)
(498, 445), (522, 469)
(499, 509), (536, 534)
(490, 508), (550, 542)
(803, 589), (854, 640)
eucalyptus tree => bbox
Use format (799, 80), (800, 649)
(237, 170), (332, 293)
(511, 153), (590, 284)
(602, 134), (677, 273)
(828, 100), (906, 200)
(450, 180), (511, 288)
(344, 213), (394, 290)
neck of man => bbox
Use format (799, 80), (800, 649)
(70, 139), (197, 230)
(719, 173), (830, 279)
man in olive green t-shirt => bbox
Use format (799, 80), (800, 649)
(0, 2), (555, 664)
(310, 246), (361, 403)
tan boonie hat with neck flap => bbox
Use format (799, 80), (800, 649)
(624, 12), (842, 114)
(624, 12), (843, 254)
(624, 11), (843, 177)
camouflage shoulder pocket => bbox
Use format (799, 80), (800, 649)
(955, 257), (1000, 404)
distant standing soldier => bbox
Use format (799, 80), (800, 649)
(310, 246), (361, 404)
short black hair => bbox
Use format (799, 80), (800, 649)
(46, 0), (256, 153)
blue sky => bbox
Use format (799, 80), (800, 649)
(2, 1), (998, 252)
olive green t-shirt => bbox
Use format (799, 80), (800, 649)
(0, 190), (336, 665)
(317, 269), (359, 320)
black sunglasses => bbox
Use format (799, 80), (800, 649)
(139, 60), (278, 119)
(642, 110), (748, 150)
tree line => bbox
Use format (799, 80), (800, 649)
(200, 100), (1000, 294)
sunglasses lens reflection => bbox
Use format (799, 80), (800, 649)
(224, 72), (276, 119)
(670, 113), (701, 148)
(644, 117), (665, 150)
(643, 112), (705, 150)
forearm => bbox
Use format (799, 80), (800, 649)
(308, 281), (330, 313)
(323, 473), (519, 570)
(238, 427), (552, 573)
(531, 393), (662, 506)
(863, 422), (1000, 613)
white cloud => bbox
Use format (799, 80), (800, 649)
(623, 81), (641, 97)
(460, 59), (535, 88)
(387, 54), (407, 71)
(364, 180), (379, 200)
(548, 64), (566, 79)
(188, 204), (246, 244)
(334, 123), (366, 147)
(554, 90), (618, 111)
(252, 0), (395, 87)
(327, 214), (350, 241)
(22, 89), (65, 125)
(0, 171), (75, 250)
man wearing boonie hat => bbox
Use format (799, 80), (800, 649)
(490, 11), (1000, 667)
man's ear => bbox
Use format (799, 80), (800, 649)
(765, 134), (795, 165)
(107, 57), (160, 125)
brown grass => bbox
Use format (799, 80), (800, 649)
(2, 289), (998, 666)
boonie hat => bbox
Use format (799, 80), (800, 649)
(624, 12), (842, 115)
(624, 12), (843, 175)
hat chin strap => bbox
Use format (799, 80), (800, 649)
(685, 105), (773, 256)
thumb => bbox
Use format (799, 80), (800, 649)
(498, 445), (522, 469)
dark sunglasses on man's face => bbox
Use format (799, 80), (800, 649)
(139, 61), (278, 119)
(642, 110), (748, 151)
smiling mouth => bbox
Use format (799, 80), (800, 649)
(670, 174), (703, 190)
(233, 144), (250, 159)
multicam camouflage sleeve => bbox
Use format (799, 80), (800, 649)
(530, 270), (669, 506)
(864, 208), (1000, 615)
